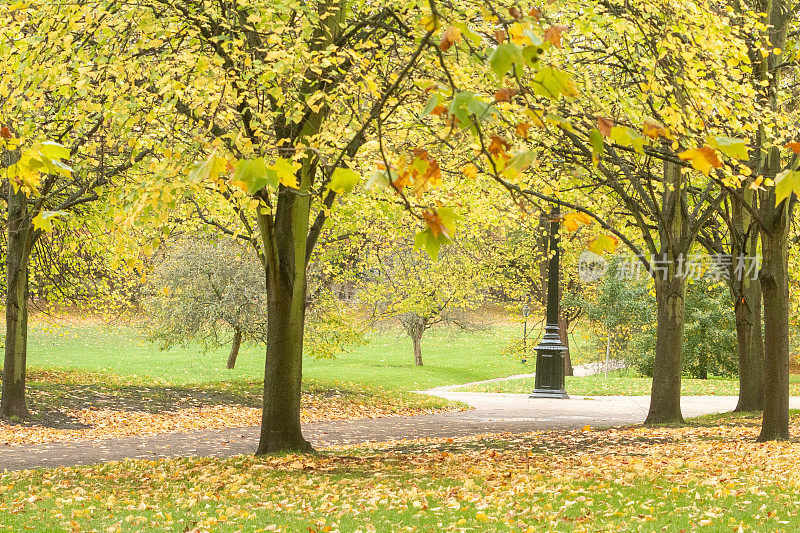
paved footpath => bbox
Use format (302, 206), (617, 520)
(3, 391), (798, 472)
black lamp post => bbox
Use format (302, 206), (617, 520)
(530, 206), (569, 399)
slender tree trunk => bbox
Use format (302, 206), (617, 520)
(413, 332), (423, 367)
(558, 312), (573, 376)
(2, 190), (33, 418)
(226, 327), (242, 370)
(733, 278), (764, 411)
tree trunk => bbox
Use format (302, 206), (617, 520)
(645, 159), (687, 425)
(558, 311), (573, 376)
(646, 274), (686, 424)
(226, 327), (242, 370)
(754, 0), (791, 442)
(733, 277), (764, 411)
(413, 332), (423, 367)
(2, 190), (33, 418)
(758, 190), (790, 441)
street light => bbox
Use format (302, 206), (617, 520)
(521, 302), (530, 363)
(530, 205), (569, 399)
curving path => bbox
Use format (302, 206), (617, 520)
(3, 386), (798, 472)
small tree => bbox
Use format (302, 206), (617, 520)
(145, 239), (267, 369)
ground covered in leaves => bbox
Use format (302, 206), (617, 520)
(0, 370), (460, 446)
(1, 412), (799, 531)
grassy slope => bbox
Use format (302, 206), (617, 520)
(25, 320), (541, 390)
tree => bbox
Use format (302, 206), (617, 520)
(0, 2), (149, 417)
(145, 238), (267, 369)
(361, 227), (487, 367)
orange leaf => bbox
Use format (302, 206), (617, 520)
(786, 142), (800, 154)
(543, 25), (567, 47)
(0, 126), (10, 139)
(516, 122), (531, 139)
(494, 88), (517, 103)
(562, 211), (593, 232)
(597, 117), (614, 137)
(678, 146), (722, 175)
(422, 210), (446, 238)
(642, 118), (669, 140)
(488, 136), (511, 158)
(529, 7), (542, 19)
(440, 25), (462, 51)
(493, 29), (506, 44)
(430, 104), (448, 116)
(509, 6), (523, 19)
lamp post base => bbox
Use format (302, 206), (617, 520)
(529, 389), (569, 399)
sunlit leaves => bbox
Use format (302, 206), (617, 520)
(609, 126), (646, 154)
(774, 169), (800, 206)
(5, 140), (73, 193)
(706, 136), (749, 160)
(488, 43), (524, 79)
(678, 146), (722, 175)
(269, 157), (300, 189)
(588, 234), (619, 254)
(188, 152), (227, 183)
(233, 158), (273, 194)
(32, 210), (66, 233)
(562, 211), (592, 232)
(327, 167), (360, 194)
(531, 67), (578, 99)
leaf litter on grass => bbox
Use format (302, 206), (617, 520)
(1, 416), (800, 531)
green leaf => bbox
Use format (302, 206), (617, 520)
(234, 158), (274, 193)
(488, 43), (523, 78)
(531, 66), (577, 99)
(328, 167), (360, 194)
(449, 92), (494, 129)
(421, 94), (441, 116)
(589, 128), (604, 162)
(503, 150), (537, 178)
(707, 136), (749, 160)
(609, 126), (646, 154)
(32, 210), (66, 232)
(436, 207), (461, 237)
(774, 169), (800, 206)
(189, 152), (227, 182)
(268, 157), (299, 188)
(37, 141), (70, 160)
(413, 228), (450, 260)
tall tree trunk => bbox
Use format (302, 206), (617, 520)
(226, 327), (242, 370)
(645, 159), (688, 425)
(558, 311), (573, 376)
(729, 186), (764, 412)
(2, 190), (33, 418)
(758, 209), (789, 441)
(754, 0), (792, 443)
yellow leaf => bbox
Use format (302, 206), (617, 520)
(678, 146), (721, 175)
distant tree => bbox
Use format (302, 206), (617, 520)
(145, 239), (266, 369)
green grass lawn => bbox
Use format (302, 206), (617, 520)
(462, 371), (800, 396)
(25, 320), (541, 390)
(1, 411), (798, 531)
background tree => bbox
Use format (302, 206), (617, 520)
(145, 239), (267, 369)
